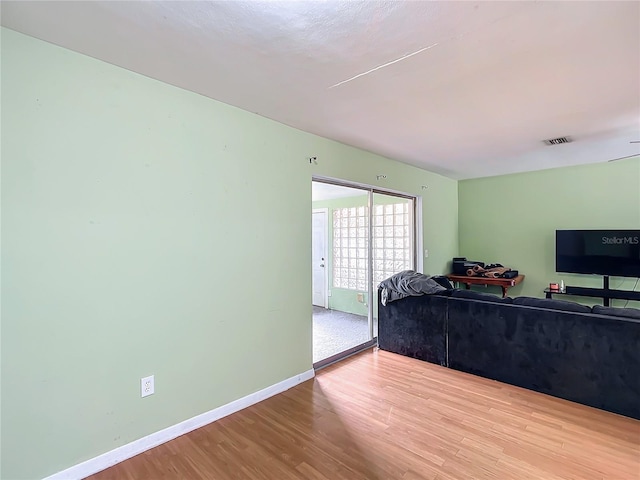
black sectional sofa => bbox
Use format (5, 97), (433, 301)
(378, 288), (640, 419)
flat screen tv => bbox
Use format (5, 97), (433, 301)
(556, 230), (640, 278)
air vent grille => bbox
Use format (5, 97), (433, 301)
(543, 136), (572, 145)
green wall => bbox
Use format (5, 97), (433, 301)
(0, 28), (458, 480)
(459, 159), (640, 306)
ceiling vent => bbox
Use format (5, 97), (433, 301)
(543, 136), (572, 145)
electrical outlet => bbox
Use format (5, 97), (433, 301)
(141, 375), (154, 398)
(424, 249), (429, 258)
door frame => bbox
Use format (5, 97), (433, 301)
(312, 208), (329, 308)
(312, 175), (423, 362)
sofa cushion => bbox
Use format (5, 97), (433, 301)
(592, 305), (640, 319)
(513, 296), (591, 313)
(451, 289), (513, 304)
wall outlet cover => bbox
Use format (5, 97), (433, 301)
(141, 375), (155, 398)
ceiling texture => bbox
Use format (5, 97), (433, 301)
(2, 1), (639, 180)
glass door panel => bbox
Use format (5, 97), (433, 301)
(371, 193), (415, 338)
(312, 181), (372, 367)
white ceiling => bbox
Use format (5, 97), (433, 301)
(2, 1), (639, 180)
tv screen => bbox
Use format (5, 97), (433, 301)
(556, 230), (640, 278)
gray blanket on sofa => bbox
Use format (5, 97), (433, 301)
(379, 270), (446, 306)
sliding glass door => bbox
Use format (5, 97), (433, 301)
(311, 179), (416, 368)
(371, 192), (415, 338)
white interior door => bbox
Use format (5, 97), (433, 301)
(312, 209), (328, 307)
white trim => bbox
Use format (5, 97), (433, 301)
(367, 190), (374, 338)
(415, 196), (424, 274)
(312, 207), (329, 308)
(42, 369), (315, 480)
(312, 174), (414, 199)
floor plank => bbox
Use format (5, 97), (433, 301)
(87, 349), (640, 480)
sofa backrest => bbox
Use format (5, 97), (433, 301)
(451, 289), (513, 303)
(591, 304), (640, 319)
(512, 296), (591, 313)
(449, 289), (640, 318)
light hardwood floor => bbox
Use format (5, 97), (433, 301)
(88, 349), (640, 480)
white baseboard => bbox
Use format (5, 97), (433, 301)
(43, 369), (315, 480)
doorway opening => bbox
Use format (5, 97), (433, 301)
(312, 178), (418, 368)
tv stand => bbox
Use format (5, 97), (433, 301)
(544, 276), (640, 306)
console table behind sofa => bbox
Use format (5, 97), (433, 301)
(446, 274), (524, 298)
(378, 289), (640, 420)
